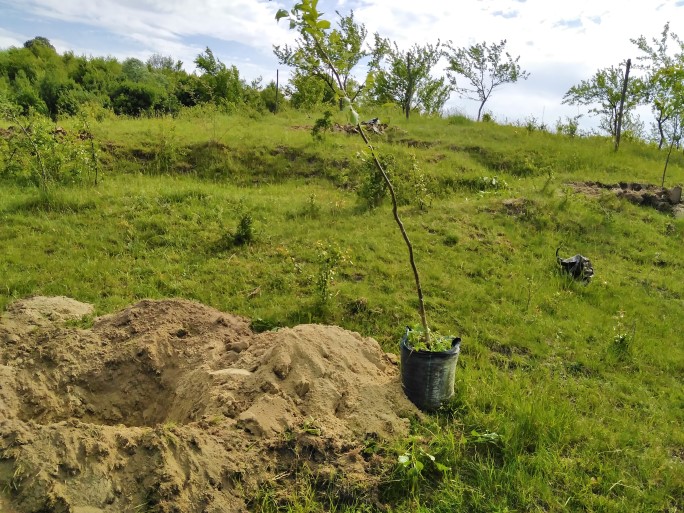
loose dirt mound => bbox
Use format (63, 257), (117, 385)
(570, 181), (683, 216)
(289, 122), (389, 135)
(0, 297), (417, 513)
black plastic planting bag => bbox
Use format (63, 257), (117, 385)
(400, 330), (461, 411)
(556, 248), (594, 282)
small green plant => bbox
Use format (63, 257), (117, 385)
(406, 326), (454, 352)
(233, 213), (255, 246)
(1, 102), (95, 195)
(277, 3), (437, 348)
(150, 116), (185, 175)
(302, 192), (321, 219)
(301, 417), (322, 436)
(520, 114), (549, 133)
(609, 310), (636, 361)
(555, 114), (582, 137)
(403, 153), (431, 210)
(313, 241), (350, 307)
(393, 436), (450, 496)
(454, 175), (508, 193)
(357, 151), (391, 208)
(311, 109), (333, 141)
(78, 110), (102, 185)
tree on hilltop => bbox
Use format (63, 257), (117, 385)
(562, 62), (644, 140)
(369, 37), (450, 119)
(445, 39), (529, 121)
(631, 23), (684, 148)
(274, 10), (368, 107)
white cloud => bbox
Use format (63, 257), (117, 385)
(2, 0), (684, 130)
(16, 0), (292, 48)
(0, 27), (25, 48)
(345, 0), (684, 128)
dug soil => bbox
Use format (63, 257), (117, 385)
(0, 297), (418, 513)
(570, 181), (684, 217)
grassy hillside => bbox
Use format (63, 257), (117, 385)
(1, 107), (683, 512)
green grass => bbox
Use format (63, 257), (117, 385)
(1, 107), (683, 512)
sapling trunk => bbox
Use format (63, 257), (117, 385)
(356, 126), (430, 347)
(295, 16), (431, 348)
(662, 133), (677, 187)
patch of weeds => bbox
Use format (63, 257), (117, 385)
(360, 432), (385, 460)
(1, 105), (98, 192)
(356, 152), (431, 210)
(250, 317), (281, 333)
(311, 110), (333, 141)
(63, 314), (95, 329)
(186, 140), (232, 179)
(446, 113), (472, 125)
(357, 152), (391, 209)
(462, 428), (505, 463)
(7, 193), (97, 214)
(442, 234), (459, 247)
(565, 361), (597, 378)
(233, 213), (255, 246)
(402, 153), (432, 210)
(405, 326), (456, 352)
(149, 118), (186, 175)
(384, 435), (451, 499)
(287, 193), (321, 220)
(313, 241), (351, 309)
(556, 114), (582, 137)
(463, 146), (548, 177)
(157, 189), (208, 205)
(521, 115), (548, 133)
(609, 311), (636, 362)
(215, 203), (257, 251)
(344, 297), (370, 317)
(453, 175), (508, 193)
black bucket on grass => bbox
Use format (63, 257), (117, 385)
(400, 329), (461, 412)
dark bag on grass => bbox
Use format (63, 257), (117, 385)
(556, 247), (594, 282)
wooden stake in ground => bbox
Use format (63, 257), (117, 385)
(615, 58), (631, 152)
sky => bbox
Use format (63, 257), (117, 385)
(1, 0), (683, 132)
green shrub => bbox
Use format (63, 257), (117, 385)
(311, 110), (333, 141)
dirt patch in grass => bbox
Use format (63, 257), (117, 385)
(0, 297), (417, 513)
(501, 198), (534, 216)
(0, 127), (16, 139)
(570, 181), (683, 215)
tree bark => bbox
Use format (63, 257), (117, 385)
(275, 69), (279, 114)
(477, 101), (485, 121)
(662, 137), (675, 187)
(615, 58), (631, 152)
(357, 124), (430, 345)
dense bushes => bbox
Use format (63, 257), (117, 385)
(0, 37), (285, 120)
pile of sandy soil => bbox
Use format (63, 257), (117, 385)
(0, 297), (418, 513)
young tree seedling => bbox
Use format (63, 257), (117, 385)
(276, 1), (432, 346)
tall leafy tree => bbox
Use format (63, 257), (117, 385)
(639, 64), (684, 186)
(288, 71), (330, 109)
(562, 63), (644, 139)
(631, 23), (684, 148)
(445, 39), (529, 121)
(274, 10), (368, 106)
(194, 47), (247, 106)
(147, 53), (182, 73)
(369, 37), (449, 119)
(23, 36), (56, 53)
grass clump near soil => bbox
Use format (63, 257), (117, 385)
(0, 106), (683, 512)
